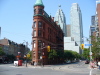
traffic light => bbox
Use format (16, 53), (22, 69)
(81, 44), (84, 50)
(47, 46), (50, 52)
(27, 54), (30, 58)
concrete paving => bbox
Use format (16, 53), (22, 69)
(11, 63), (100, 75)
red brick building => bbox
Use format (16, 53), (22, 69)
(32, 0), (64, 65)
(97, 2), (100, 37)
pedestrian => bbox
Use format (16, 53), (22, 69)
(96, 60), (98, 66)
(90, 61), (95, 69)
(98, 60), (100, 70)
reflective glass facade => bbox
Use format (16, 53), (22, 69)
(55, 8), (67, 37)
(70, 3), (83, 46)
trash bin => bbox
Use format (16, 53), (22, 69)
(18, 60), (23, 66)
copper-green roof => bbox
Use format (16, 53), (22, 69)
(34, 0), (44, 7)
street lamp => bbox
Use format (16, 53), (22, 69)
(23, 40), (29, 67)
(89, 38), (92, 61)
(84, 37), (92, 61)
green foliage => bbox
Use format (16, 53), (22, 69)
(64, 50), (73, 60)
(48, 49), (57, 59)
(27, 51), (32, 60)
(64, 50), (80, 60)
(6, 54), (16, 61)
(91, 37), (100, 59)
(0, 47), (5, 56)
(71, 51), (81, 59)
(82, 48), (89, 59)
(57, 50), (64, 58)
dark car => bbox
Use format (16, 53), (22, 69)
(85, 60), (90, 64)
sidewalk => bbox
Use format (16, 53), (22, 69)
(88, 64), (100, 75)
(91, 69), (100, 75)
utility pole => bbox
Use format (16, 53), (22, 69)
(84, 36), (92, 61)
(23, 40), (28, 67)
(89, 38), (92, 61)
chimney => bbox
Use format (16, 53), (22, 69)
(52, 17), (54, 21)
(55, 21), (58, 25)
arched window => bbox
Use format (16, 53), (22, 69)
(38, 9), (42, 14)
(34, 9), (36, 15)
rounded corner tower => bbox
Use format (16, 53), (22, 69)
(34, 0), (44, 16)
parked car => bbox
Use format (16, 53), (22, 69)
(85, 60), (90, 64)
(65, 60), (71, 64)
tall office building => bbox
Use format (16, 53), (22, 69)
(90, 16), (96, 37)
(96, 0), (100, 37)
(55, 6), (67, 37)
(91, 15), (96, 26)
(66, 25), (71, 37)
(70, 3), (83, 46)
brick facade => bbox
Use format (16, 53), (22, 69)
(32, 2), (64, 65)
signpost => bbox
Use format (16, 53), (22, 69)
(85, 44), (92, 46)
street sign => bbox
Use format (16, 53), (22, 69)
(85, 44), (92, 46)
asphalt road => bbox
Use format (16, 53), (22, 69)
(0, 62), (90, 75)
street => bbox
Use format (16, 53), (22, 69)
(0, 61), (100, 75)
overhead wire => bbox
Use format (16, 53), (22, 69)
(1, 30), (32, 38)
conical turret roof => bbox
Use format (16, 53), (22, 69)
(34, 0), (44, 7)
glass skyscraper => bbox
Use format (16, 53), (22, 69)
(70, 3), (83, 46)
(55, 6), (67, 37)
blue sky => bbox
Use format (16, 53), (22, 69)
(0, 0), (96, 49)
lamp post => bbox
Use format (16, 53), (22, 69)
(85, 37), (92, 61)
(23, 40), (28, 67)
(89, 38), (92, 61)
(17, 52), (21, 60)
(83, 37), (92, 61)
(24, 54), (27, 67)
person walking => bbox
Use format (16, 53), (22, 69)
(98, 60), (100, 70)
(90, 61), (95, 69)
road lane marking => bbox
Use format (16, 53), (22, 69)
(89, 69), (92, 75)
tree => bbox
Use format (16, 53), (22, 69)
(82, 48), (89, 60)
(64, 50), (80, 61)
(91, 36), (100, 60)
(6, 54), (16, 62)
(71, 51), (80, 59)
(64, 50), (73, 60)
(48, 49), (57, 59)
(57, 50), (64, 59)
(28, 51), (32, 60)
(0, 47), (5, 56)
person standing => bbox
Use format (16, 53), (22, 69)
(98, 60), (100, 70)
(90, 61), (95, 69)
